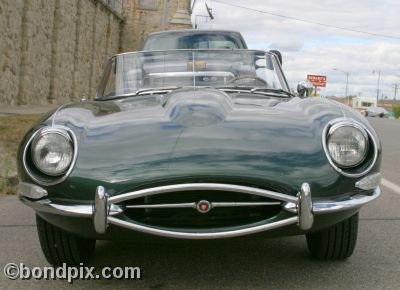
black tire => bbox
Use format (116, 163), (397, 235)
(306, 213), (359, 260)
(36, 215), (96, 266)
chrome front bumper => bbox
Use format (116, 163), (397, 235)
(20, 182), (381, 239)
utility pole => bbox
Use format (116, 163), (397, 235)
(394, 84), (399, 100)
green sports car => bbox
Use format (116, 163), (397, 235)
(18, 49), (381, 265)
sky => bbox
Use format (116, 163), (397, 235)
(190, 0), (400, 99)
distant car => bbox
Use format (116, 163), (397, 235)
(366, 106), (390, 118)
(18, 46), (381, 266)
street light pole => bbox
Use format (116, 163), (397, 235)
(194, 15), (210, 29)
(345, 72), (349, 105)
(162, 0), (169, 30)
(191, 0), (198, 14)
(373, 70), (381, 103)
(333, 68), (350, 106)
(377, 71), (381, 102)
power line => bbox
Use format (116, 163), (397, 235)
(212, 0), (400, 40)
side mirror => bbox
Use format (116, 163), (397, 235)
(297, 81), (314, 98)
(269, 50), (282, 65)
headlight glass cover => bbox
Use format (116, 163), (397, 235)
(327, 125), (368, 168)
(31, 132), (73, 176)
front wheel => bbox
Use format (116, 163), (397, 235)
(306, 213), (359, 260)
(36, 215), (96, 266)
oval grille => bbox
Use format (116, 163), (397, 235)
(119, 189), (282, 229)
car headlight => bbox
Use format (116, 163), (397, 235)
(327, 124), (368, 168)
(31, 130), (74, 176)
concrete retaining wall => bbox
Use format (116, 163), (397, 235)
(0, 0), (123, 105)
(0, 0), (192, 105)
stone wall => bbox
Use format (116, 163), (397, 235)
(0, 0), (192, 105)
(0, 0), (25, 105)
(121, 0), (192, 52)
(0, 0), (123, 105)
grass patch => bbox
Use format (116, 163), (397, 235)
(393, 105), (400, 119)
(0, 114), (41, 194)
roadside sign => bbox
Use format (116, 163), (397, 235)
(307, 74), (327, 87)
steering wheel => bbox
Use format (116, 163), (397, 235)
(227, 75), (268, 86)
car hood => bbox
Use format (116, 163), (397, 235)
(44, 88), (369, 198)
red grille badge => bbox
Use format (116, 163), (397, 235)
(196, 200), (211, 213)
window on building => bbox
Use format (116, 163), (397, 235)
(361, 102), (372, 107)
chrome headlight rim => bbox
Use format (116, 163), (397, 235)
(23, 126), (78, 186)
(31, 129), (73, 176)
(327, 122), (369, 168)
(322, 118), (379, 178)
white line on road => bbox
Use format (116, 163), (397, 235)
(382, 178), (400, 196)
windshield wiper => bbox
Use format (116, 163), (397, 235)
(100, 86), (182, 100)
(134, 86), (182, 95)
(250, 88), (295, 98)
(216, 86), (294, 98)
(215, 85), (257, 91)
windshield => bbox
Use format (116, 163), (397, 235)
(96, 50), (288, 99)
(142, 32), (247, 50)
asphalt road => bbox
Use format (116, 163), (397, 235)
(0, 117), (399, 289)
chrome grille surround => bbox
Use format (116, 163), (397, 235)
(97, 182), (312, 238)
(20, 181), (381, 239)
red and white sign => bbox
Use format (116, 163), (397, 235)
(307, 74), (327, 87)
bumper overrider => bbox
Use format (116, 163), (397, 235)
(19, 174), (381, 239)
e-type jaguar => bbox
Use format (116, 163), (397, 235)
(18, 48), (381, 266)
